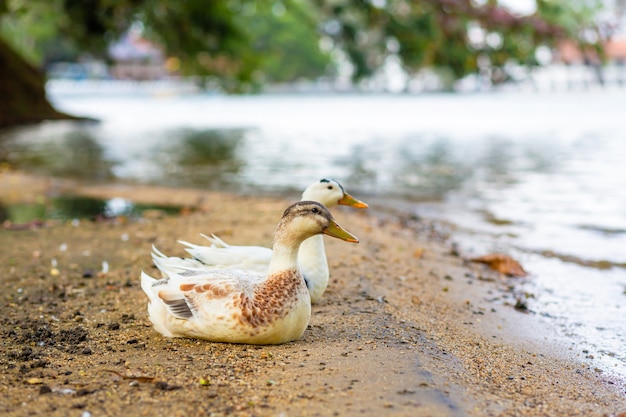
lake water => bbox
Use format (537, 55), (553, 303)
(2, 86), (625, 376)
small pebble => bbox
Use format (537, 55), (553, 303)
(27, 378), (44, 385)
(39, 385), (52, 395)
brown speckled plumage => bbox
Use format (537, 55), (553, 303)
(179, 282), (234, 298)
(233, 268), (302, 328)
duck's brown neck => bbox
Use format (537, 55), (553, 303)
(267, 216), (312, 275)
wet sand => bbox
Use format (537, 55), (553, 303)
(0, 173), (624, 416)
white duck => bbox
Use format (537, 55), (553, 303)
(153, 178), (367, 303)
(141, 201), (359, 344)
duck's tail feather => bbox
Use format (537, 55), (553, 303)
(201, 233), (230, 248)
(151, 245), (209, 277)
(151, 244), (168, 259)
(140, 271), (179, 338)
(178, 233), (230, 250)
(140, 271), (159, 301)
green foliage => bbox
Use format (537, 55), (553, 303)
(537, 0), (606, 57)
(0, 0), (608, 90)
(0, 0), (332, 90)
(0, 0), (68, 64)
(139, 0), (258, 90)
(240, 1), (332, 83)
(315, 0), (604, 86)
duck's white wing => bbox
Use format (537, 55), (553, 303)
(151, 245), (209, 276)
(141, 267), (264, 339)
(178, 234), (272, 273)
(200, 233), (229, 248)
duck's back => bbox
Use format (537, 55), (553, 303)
(184, 244), (272, 272)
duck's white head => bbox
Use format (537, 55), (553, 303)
(301, 178), (369, 209)
(276, 201), (359, 245)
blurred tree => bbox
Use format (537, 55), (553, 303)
(314, 0), (606, 88)
(0, 0), (331, 127)
(0, 0), (606, 127)
(0, 36), (76, 126)
(241, 2), (333, 84)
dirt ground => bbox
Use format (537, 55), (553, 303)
(0, 173), (624, 417)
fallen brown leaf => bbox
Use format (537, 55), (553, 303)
(470, 253), (528, 277)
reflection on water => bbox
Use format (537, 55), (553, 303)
(0, 123), (246, 189)
(2, 122), (521, 200)
(0, 195), (106, 223)
(342, 144), (378, 190)
(0, 195), (182, 223)
(48, 131), (114, 180)
(0, 124), (114, 181)
(155, 128), (245, 188)
(395, 139), (471, 198)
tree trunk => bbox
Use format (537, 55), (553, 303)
(0, 37), (78, 128)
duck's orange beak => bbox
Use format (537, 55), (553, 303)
(338, 192), (369, 209)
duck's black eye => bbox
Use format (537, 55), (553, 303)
(327, 186), (333, 190)
(312, 207), (320, 214)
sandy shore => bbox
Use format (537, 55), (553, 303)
(0, 173), (624, 416)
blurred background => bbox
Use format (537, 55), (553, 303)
(0, 0), (625, 375)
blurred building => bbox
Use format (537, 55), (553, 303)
(605, 37), (626, 63)
(108, 29), (167, 80)
(556, 37), (626, 65)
